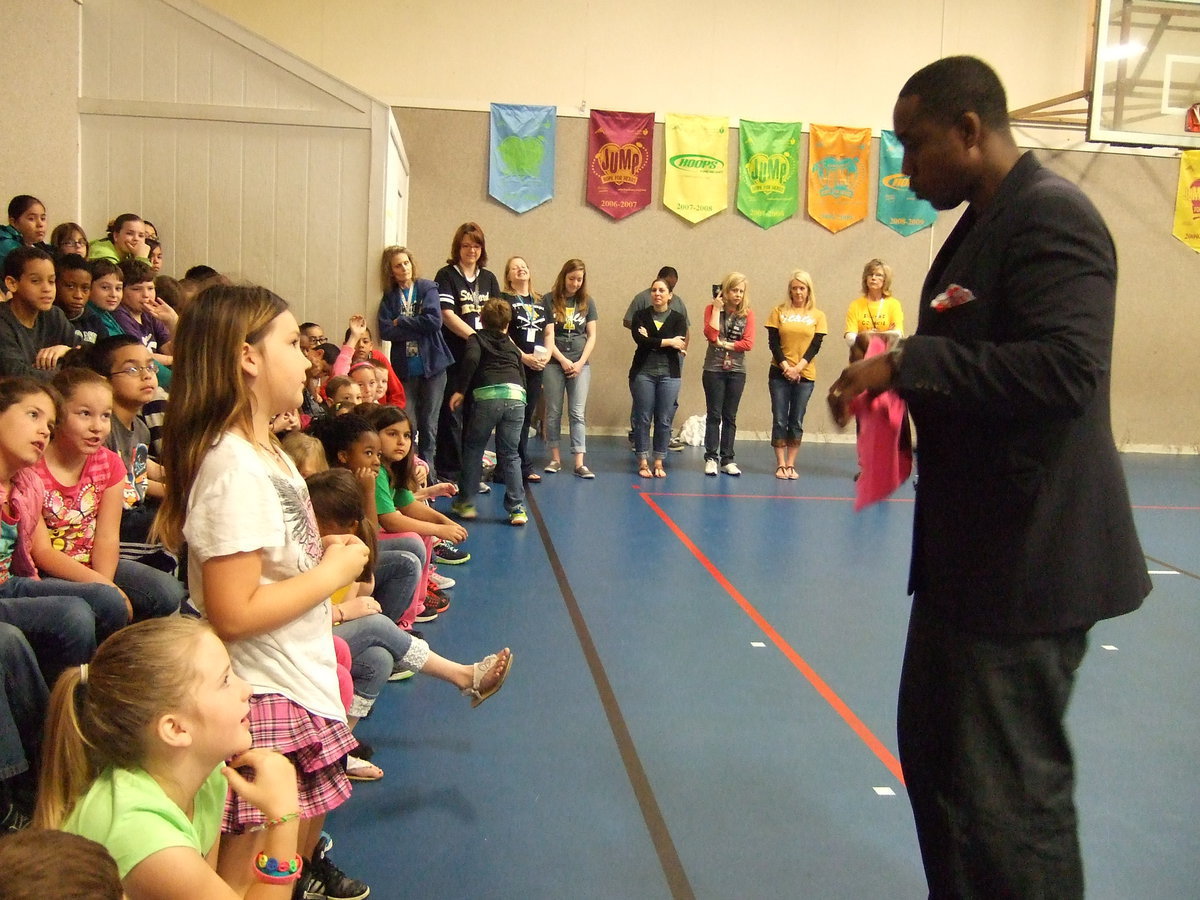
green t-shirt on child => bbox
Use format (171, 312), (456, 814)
(63, 764), (227, 878)
(374, 467), (415, 518)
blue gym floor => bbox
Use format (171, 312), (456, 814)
(333, 439), (1200, 899)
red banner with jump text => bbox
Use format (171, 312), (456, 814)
(587, 109), (654, 220)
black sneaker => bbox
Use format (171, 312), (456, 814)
(433, 541), (470, 565)
(297, 849), (370, 900)
(668, 435), (685, 451)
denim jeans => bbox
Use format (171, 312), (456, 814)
(377, 534), (429, 629)
(373, 548), (423, 624)
(542, 361), (590, 454)
(335, 613), (429, 717)
(0, 622), (49, 779)
(460, 398), (526, 512)
(0, 594), (96, 685)
(114, 559), (186, 620)
(402, 370), (447, 476)
(517, 368), (543, 478)
(0, 576), (126, 644)
(767, 369), (815, 446)
(630, 372), (682, 460)
(701, 369), (746, 463)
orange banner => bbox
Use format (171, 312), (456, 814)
(807, 125), (871, 233)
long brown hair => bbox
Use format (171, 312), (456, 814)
(154, 284), (289, 551)
(548, 258), (589, 324)
(35, 618), (209, 829)
(380, 245), (418, 293)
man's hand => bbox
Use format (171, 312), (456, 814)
(827, 352), (898, 427)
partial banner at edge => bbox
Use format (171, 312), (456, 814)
(1173, 149), (1200, 252)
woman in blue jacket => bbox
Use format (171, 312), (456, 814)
(377, 246), (453, 475)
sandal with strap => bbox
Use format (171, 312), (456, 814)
(775, 466), (789, 479)
(652, 464), (667, 478)
(463, 648), (513, 708)
(787, 466), (799, 480)
(638, 461), (653, 478)
(345, 755), (384, 781)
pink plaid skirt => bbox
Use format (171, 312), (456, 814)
(222, 693), (357, 833)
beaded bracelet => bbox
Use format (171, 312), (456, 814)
(248, 812), (299, 832)
(254, 852), (303, 884)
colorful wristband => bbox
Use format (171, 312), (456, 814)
(254, 852), (303, 884)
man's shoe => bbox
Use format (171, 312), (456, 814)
(668, 436), (685, 451)
(720, 462), (742, 476)
(434, 541), (470, 565)
(704, 459), (718, 476)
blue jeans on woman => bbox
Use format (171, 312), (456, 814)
(460, 398), (526, 513)
(701, 369), (746, 464)
(402, 370), (447, 477)
(767, 369), (816, 445)
(541, 362), (590, 455)
(630, 372), (682, 460)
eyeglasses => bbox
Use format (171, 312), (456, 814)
(61, 239), (87, 249)
(109, 362), (159, 379)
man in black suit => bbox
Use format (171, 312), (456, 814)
(828, 56), (1151, 898)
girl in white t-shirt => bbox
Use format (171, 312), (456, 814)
(154, 284), (371, 899)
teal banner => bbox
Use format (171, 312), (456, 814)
(876, 130), (935, 236)
(489, 103), (556, 213)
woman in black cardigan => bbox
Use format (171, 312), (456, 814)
(629, 278), (688, 478)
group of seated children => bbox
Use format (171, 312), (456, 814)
(0, 196), (514, 899)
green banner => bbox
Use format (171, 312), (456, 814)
(737, 120), (801, 229)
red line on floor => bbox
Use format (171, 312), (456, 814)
(638, 492), (906, 785)
(637, 491), (1200, 512)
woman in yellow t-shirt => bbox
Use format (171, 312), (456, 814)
(843, 258), (904, 361)
(765, 270), (827, 479)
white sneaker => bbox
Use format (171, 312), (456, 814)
(720, 462), (742, 476)
(704, 459), (718, 476)
(430, 569), (455, 590)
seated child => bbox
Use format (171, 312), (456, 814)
(84, 259), (125, 340)
(308, 469), (511, 717)
(334, 315), (404, 407)
(36, 618), (304, 898)
(449, 296), (528, 526)
(0, 829), (122, 899)
(82, 337), (172, 570)
(53, 253), (97, 344)
(0, 247), (76, 379)
(324, 376), (361, 415)
(35, 366), (185, 620)
(114, 260), (175, 388)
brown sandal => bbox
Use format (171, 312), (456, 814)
(638, 461), (653, 478)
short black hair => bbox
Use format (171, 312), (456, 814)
(4, 245), (53, 280)
(184, 264), (219, 280)
(656, 266), (678, 280)
(55, 253), (90, 276)
(899, 56), (1010, 131)
(117, 258), (154, 286)
(307, 413), (377, 466)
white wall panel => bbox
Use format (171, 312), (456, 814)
(78, 0), (406, 322)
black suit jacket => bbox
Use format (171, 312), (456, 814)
(896, 152), (1150, 635)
